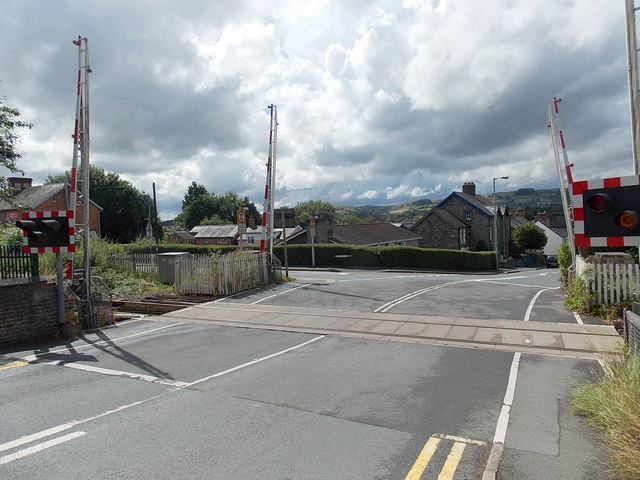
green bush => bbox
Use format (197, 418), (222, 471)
(572, 352), (640, 480)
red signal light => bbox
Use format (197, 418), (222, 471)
(587, 193), (612, 212)
(616, 210), (640, 230)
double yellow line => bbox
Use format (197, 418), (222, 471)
(0, 361), (28, 371)
(405, 434), (486, 480)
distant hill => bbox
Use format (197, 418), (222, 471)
(333, 188), (563, 223)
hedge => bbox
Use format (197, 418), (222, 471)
(122, 243), (495, 271)
(274, 244), (494, 271)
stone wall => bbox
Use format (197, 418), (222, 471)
(0, 279), (59, 346)
(442, 197), (492, 250)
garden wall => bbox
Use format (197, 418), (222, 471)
(0, 278), (59, 346)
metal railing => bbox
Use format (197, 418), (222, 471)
(0, 245), (37, 280)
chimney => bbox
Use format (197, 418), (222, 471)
(462, 181), (476, 196)
(536, 211), (549, 224)
(8, 177), (32, 194)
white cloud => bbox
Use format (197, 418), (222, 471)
(0, 0), (632, 221)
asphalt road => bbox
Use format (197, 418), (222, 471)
(0, 268), (610, 479)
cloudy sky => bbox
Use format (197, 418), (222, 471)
(0, 0), (635, 220)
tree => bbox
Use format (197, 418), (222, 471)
(294, 200), (336, 226)
(46, 166), (158, 243)
(1, 95), (32, 202)
(511, 224), (547, 251)
(175, 184), (261, 230)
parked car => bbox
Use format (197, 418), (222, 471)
(546, 255), (558, 268)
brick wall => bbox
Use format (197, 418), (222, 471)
(0, 279), (60, 346)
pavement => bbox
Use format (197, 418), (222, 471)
(147, 301), (621, 359)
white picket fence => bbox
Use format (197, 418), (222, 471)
(586, 261), (640, 305)
(108, 253), (158, 274)
(174, 253), (268, 296)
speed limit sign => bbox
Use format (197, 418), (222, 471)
(237, 209), (247, 233)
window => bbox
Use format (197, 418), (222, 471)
(465, 210), (472, 221)
(459, 228), (466, 246)
(218, 238), (228, 244)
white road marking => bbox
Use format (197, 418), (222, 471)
(250, 282), (324, 304)
(573, 311), (584, 325)
(0, 335), (326, 458)
(53, 362), (190, 388)
(374, 280), (469, 313)
(186, 335), (325, 387)
(21, 322), (184, 363)
(0, 431), (86, 465)
(524, 288), (553, 322)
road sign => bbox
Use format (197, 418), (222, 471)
(309, 217), (316, 238)
(237, 209), (247, 233)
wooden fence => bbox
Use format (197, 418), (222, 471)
(586, 261), (640, 305)
(107, 253), (158, 274)
(174, 253), (268, 296)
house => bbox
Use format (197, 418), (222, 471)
(189, 225), (240, 245)
(534, 205), (568, 255)
(169, 230), (196, 244)
(329, 223), (423, 247)
(412, 182), (510, 256)
(0, 177), (102, 236)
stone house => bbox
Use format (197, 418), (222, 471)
(0, 177), (102, 236)
(412, 182), (510, 255)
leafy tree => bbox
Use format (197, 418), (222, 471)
(182, 182), (208, 209)
(46, 166), (158, 243)
(511, 224), (547, 251)
(0, 95), (32, 202)
(295, 200), (336, 226)
(175, 184), (261, 230)
(335, 213), (363, 225)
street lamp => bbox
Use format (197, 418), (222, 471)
(493, 176), (509, 270)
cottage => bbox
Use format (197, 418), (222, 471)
(0, 177), (102, 236)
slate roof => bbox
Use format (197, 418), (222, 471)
(330, 223), (423, 246)
(190, 225), (239, 238)
(430, 208), (469, 228)
(0, 183), (66, 211)
(437, 191), (493, 216)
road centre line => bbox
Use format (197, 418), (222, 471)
(186, 335), (325, 387)
(374, 280), (470, 313)
(0, 431), (86, 466)
(0, 335), (325, 457)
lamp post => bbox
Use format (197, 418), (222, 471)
(493, 176), (509, 270)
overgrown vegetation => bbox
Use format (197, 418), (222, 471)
(572, 351), (640, 480)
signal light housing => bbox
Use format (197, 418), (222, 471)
(582, 185), (640, 238)
(586, 193), (612, 212)
(15, 211), (75, 253)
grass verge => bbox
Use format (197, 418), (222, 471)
(572, 350), (640, 480)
